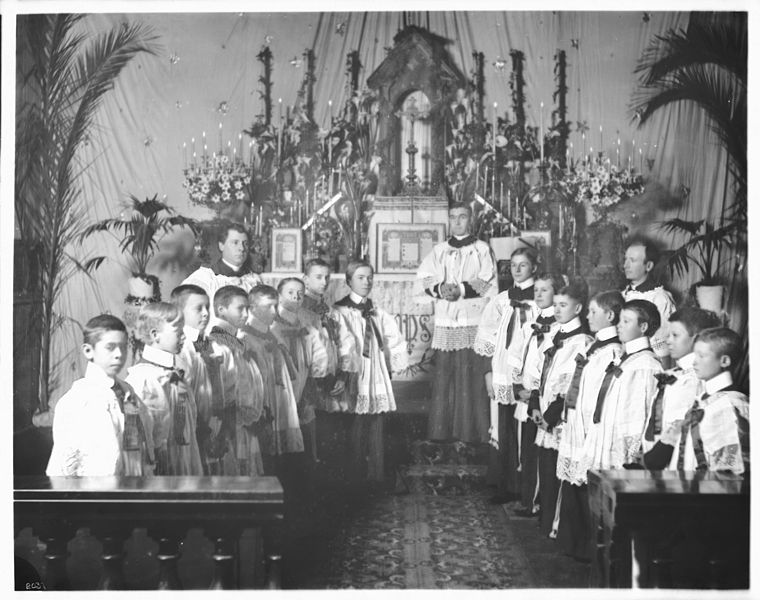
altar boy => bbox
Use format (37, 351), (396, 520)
(640, 307), (721, 455)
(642, 327), (749, 474)
(582, 299), (661, 472)
(47, 315), (154, 476)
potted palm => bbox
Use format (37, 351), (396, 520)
(660, 217), (734, 313)
(82, 194), (198, 301)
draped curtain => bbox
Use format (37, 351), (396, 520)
(18, 10), (741, 403)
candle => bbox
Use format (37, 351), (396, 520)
(328, 99), (333, 124)
(599, 124), (603, 153)
(278, 98), (283, 121)
(191, 137), (196, 163)
(540, 101), (545, 163)
(616, 147), (620, 168)
(183, 142), (187, 169)
(249, 140), (254, 164)
(258, 204), (263, 236)
(559, 204), (564, 241)
(203, 144), (208, 161)
(639, 147), (643, 172)
(484, 166), (489, 195)
(589, 147), (593, 165)
(238, 132), (243, 158)
(218, 123), (223, 153)
(565, 148), (570, 174)
(203, 130), (206, 150)
(507, 188), (511, 219)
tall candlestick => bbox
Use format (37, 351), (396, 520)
(218, 123), (222, 153)
(540, 101), (545, 164)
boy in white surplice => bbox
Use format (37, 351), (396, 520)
(47, 315), (154, 476)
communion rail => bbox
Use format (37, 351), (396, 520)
(14, 475), (284, 590)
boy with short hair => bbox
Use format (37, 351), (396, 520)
(475, 247), (539, 504)
(207, 285), (265, 475)
(508, 273), (563, 514)
(171, 284), (224, 474)
(555, 290), (624, 559)
(240, 285), (304, 473)
(298, 258), (355, 413)
(125, 302), (203, 475)
(582, 299), (661, 472)
(335, 261), (408, 482)
(47, 315), (154, 476)
(272, 277), (319, 462)
(531, 279), (592, 538)
(640, 307), (721, 454)
(643, 327), (749, 474)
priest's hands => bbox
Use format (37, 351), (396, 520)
(469, 278), (490, 296)
(659, 420), (684, 446)
(440, 282), (461, 301)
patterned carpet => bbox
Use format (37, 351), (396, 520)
(288, 487), (537, 589)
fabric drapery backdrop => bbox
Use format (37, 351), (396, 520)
(19, 10), (741, 404)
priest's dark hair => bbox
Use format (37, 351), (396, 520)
(83, 314), (127, 346)
(304, 257), (331, 276)
(448, 201), (472, 216)
(669, 306), (722, 337)
(557, 277), (588, 306)
(345, 260), (373, 283)
(695, 327), (741, 368)
(277, 277), (305, 294)
(171, 284), (208, 309)
(213, 285), (248, 312)
(217, 220), (248, 243)
(535, 272), (566, 294)
(248, 284), (279, 305)
(625, 235), (660, 267)
(622, 299), (660, 337)
(591, 290), (625, 325)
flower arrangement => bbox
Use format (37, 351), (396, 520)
(560, 160), (646, 219)
(183, 154), (252, 209)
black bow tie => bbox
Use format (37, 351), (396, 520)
(655, 372), (678, 388)
(193, 334), (210, 354)
(508, 285), (534, 302)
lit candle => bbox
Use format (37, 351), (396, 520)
(484, 165), (489, 195)
(218, 123), (223, 153)
(582, 132), (586, 157)
(193, 151), (197, 166)
(328, 99), (333, 123)
(249, 140), (254, 164)
(540, 101), (545, 164)
(565, 148), (570, 174)
(569, 141), (574, 164)
(278, 98), (283, 122)
(589, 147), (593, 165)
(617, 137), (621, 168)
(258, 204), (263, 236)
(202, 130), (206, 151)
(203, 144), (208, 161)
(238, 132), (243, 158)
(599, 124), (603, 153)
(183, 142), (187, 169)
(191, 137), (196, 162)
(639, 147), (643, 172)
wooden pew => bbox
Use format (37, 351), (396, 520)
(588, 469), (749, 589)
(14, 475), (284, 590)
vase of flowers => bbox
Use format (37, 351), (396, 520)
(561, 161), (646, 221)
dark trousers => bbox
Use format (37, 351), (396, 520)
(519, 419), (540, 510)
(350, 413), (385, 482)
(557, 481), (591, 560)
(537, 446), (560, 536)
(487, 403), (520, 497)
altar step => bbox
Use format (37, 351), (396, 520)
(396, 440), (490, 496)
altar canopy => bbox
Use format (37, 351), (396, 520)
(16, 10), (741, 403)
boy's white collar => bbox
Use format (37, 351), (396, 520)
(596, 326), (617, 341)
(349, 291), (367, 304)
(142, 344), (175, 368)
(84, 361), (116, 384)
(676, 352), (696, 371)
(703, 370), (733, 396)
(538, 305), (554, 317)
(623, 336), (651, 354)
(515, 278), (534, 290)
(183, 325), (201, 342)
(559, 316), (582, 332)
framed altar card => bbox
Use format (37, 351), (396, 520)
(271, 228), (302, 273)
(376, 223), (446, 274)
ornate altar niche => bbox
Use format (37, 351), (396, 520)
(366, 25), (467, 197)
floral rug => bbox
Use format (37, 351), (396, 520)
(306, 490), (537, 589)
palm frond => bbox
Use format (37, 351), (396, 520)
(635, 19), (746, 86)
